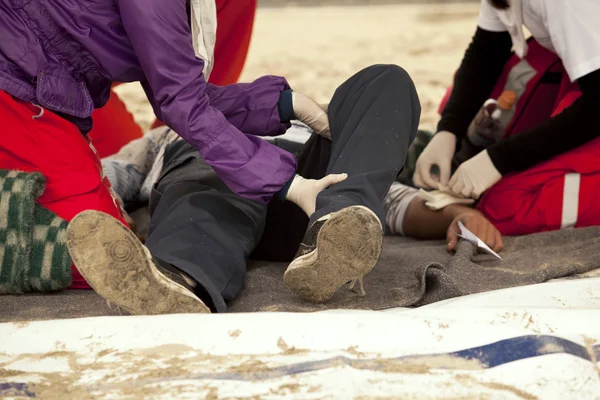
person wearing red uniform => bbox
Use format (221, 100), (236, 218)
(414, 0), (600, 236)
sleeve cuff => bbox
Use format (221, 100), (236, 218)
(276, 173), (296, 201)
(486, 143), (511, 175)
(278, 89), (295, 122)
(436, 120), (464, 138)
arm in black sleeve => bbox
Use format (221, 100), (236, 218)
(487, 68), (600, 174)
(437, 27), (513, 138)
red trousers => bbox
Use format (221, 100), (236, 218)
(90, 0), (257, 154)
(0, 91), (126, 289)
(477, 91), (600, 235)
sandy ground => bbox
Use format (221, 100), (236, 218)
(114, 3), (479, 132)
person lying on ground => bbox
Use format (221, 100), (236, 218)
(103, 134), (503, 256)
(66, 64), (421, 315)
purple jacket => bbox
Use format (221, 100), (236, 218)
(0, 0), (297, 202)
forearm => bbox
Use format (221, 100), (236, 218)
(119, 0), (296, 202)
(385, 182), (468, 238)
(488, 69), (600, 174)
(402, 199), (467, 240)
(206, 78), (292, 136)
(438, 28), (512, 138)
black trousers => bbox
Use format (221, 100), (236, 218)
(145, 65), (420, 312)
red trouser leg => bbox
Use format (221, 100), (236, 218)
(478, 115), (600, 236)
(0, 91), (126, 289)
(150, 0), (257, 130)
(477, 166), (567, 236)
(478, 149), (600, 236)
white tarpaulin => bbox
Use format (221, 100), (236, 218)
(1, 278), (599, 399)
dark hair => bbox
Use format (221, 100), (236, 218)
(489, 0), (510, 9)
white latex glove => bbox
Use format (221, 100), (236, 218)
(286, 173), (348, 216)
(292, 92), (331, 140)
(413, 131), (456, 189)
(448, 150), (502, 199)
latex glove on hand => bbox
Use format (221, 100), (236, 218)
(292, 92), (331, 140)
(448, 149), (501, 199)
(445, 206), (503, 253)
(286, 173), (348, 216)
(413, 131), (456, 189)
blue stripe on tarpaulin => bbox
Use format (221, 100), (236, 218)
(0, 383), (35, 398)
(2, 335), (599, 397)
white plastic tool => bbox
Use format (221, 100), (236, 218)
(457, 220), (502, 260)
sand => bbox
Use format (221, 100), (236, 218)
(114, 3), (479, 133)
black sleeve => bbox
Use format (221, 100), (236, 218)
(488, 68), (600, 175)
(437, 27), (513, 138)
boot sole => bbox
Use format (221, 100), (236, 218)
(284, 206), (383, 303)
(66, 210), (210, 315)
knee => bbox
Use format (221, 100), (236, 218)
(368, 64), (415, 88)
(368, 64), (420, 128)
(369, 65), (419, 107)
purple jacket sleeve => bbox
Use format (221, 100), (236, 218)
(206, 77), (291, 137)
(116, 0), (296, 202)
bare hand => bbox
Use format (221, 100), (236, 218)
(446, 209), (503, 253)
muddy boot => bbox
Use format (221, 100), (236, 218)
(66, 210), (210, 315)
(284, 205), (383, 303)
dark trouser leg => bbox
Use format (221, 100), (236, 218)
(145, 141), (267, 313)
(252, 64), (421, 262)
(312, 64), (421, 224)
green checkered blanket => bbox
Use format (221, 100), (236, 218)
(0, 170), (72, 294)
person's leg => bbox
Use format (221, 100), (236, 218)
(478, 135), (600, 236)
(144, 141), (267, 312)
(308, 64), (421, 224)
(67, 210), (211, 314)
(0, 91), (126, 290)
(477, 167), (566, 235)
(67, 140), (267, 314)
(254, 65), (421, 302)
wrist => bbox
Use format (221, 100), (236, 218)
(276, 173), (297, 201)
(485, 144), (509, 175)
(442, 203), (469, 220)
(436, 130), (457, 139)
(436, 122), (463, 138)
(278, 90), (295, 122)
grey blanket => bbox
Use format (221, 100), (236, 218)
(2, 226), (599, 321)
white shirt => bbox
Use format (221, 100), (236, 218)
(477, 0), (600, 81)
